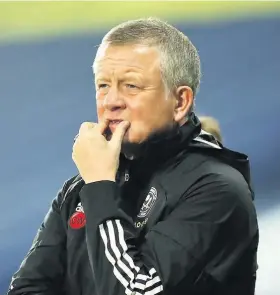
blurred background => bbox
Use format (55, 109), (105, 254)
(0, 1), (279, 294)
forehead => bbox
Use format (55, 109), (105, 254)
(93, 43), (161, 77)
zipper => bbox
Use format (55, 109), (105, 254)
(117, 160), (131, 185)
(124, 170), (130, 182)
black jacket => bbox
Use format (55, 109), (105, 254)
(7, 115), (259, 295)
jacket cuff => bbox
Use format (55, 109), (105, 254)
(80, 181), (120, 224)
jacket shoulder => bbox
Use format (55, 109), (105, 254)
(183, 151), (250, 192)
(57, 174), (84, 210)
(159, 150), (251, 206)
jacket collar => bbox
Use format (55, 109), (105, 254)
(120, 112), (202, 163)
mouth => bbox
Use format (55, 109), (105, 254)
(108, 120), (123, 130)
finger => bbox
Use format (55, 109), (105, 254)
(79, 122), (96, 135)
(95, 119), (110, 135)
(110, 121), (130, 147)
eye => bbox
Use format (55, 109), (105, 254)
(98, 83), (109, 89)
(126, 84), (138, 89)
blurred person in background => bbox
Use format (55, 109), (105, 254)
(8, 18), (258, 295)
(199, 115), (222, 143)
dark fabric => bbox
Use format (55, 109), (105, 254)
(7, 116), (258, 295)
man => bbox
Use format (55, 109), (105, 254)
(199, 116), (223, 142)
(8, 18), (258, 295)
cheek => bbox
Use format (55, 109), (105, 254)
(130, 99), (173, 127)
(128, 101), (154, 129)
(96, 100), (105, 120)
(127, 101), (173, 141)
(123, 102), (151, 142)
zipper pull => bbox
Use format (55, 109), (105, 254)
(124, 172), (130, 182)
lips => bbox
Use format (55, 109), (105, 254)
(109, 120), (123, 124)
(108, 120), (123, 130)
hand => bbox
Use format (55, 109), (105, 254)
(72, 120), (130, 184)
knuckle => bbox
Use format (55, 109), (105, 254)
(82, 121), (91, 127)
(80, 122), (94, 131)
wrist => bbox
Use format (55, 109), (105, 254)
(83, 174), (116, 184)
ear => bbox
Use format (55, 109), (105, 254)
(173, 86), (194, 123)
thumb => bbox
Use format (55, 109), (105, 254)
(110, 121), (130, 147)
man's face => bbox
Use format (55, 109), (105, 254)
(94, 43), (177, 144)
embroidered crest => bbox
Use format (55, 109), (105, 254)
(137, 187), (158, 218)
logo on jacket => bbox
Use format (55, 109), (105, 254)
(69, 202), (86, 229)
(137, 187), (158, 218)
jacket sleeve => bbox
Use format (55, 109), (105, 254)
(7, 184), (68, 295)
(80, 173), (258, 295)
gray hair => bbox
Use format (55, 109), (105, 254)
(96, 17), (201, 103)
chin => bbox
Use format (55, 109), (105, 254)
(120, 124), (178, 159)
(120, 131), (148, 159)
(123, 130), (146, 145)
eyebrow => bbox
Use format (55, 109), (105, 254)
(95, 73), (143, 81)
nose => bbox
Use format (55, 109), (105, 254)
(103, 87), (126, 112)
